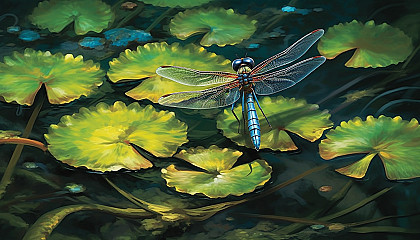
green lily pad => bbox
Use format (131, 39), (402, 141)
(317, 20), (413, 68)
(45, 101), (188, 172)
(0, 130), (21, 139)
(319, 115), (420, 180)
(141, 0), (213, 8)
(169, 8), (257, 47)
(107, 42), (232, 102)
(29, 0), (114, 35)
(161, 145), (272, 198)
(217, 96), (333, 151)
(0, 49), (104, 106)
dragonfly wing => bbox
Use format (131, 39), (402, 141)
(156, 66), (237, 86)
(253, 56), (326, 95)
(158, 84), (241, 109)
(250, 29), (324, 75)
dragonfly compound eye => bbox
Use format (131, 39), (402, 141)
(242, 57), (255, 68)
(232, 59), (242, 71)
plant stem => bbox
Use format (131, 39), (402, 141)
(115, 3), (145, 28)
(22, 204), (154, 240)
(0, 138), (47, 151)
(0, 94), (45, 199)
(145, 7), (174, 32)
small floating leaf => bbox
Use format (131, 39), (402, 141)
(161, 145), (272, 198)
(45, 101), (188, 172)
(29, 0), (114, 35)
(217, 96), (333, 151)
(170, 8), (257, 47)
(107, 42), (231, 102)
(0, 49), (104, 106)
(318, 20), (413, 68)
(319, 115), (420, 180)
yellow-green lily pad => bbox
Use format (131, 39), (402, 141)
(319, 115), (420, 180)
(0, 130), (21, 139)
(45, 101), (188, 172)
(217, 96), (333, 151)
(107, 42), (232, 102)
(161, 145), (272, 198)
(29, 0), (114, 35)
(141, 0), (213, 8)
(0, 49), (104, 106)
(169, 8), (257, 47)
(318, 20), (413, 68)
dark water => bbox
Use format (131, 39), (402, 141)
(0, 0), (419, 239)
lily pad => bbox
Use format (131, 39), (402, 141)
(319, 115), (420, 180)
(29, 0), (114, 35)
(169, 8), (257, 47)
(45, 101), (188, 172)
(107, 42), (231, 102)
(217, 96), (333, 151)
(0, 49), (104, 106)
(317, 20), (413, 68)
(141, 0), (213, 8)
(161, 145), (272, 198)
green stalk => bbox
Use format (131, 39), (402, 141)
(0, 94), (45, 199)
(145, 7), (174, 32)
(22, 204), (154, 240)
(319, 186), (394, 222)
(279, 180), (353, 234)
(115, 3), (145, 28)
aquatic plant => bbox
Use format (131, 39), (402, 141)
(141, 0), (213, 8)
(169, 8), (257, 47)
(29, 0), (115, 35)
(103, 28), (152, 46)
(217, 96), (333, 151)
(317, 20), (413, 68)
(45, 101), (188, 172)
(161, 145), (272, 198)
(0, 49), (104, 106)
(319, 115), (420, 180)
(78, 37), (105, 49)
(18, 30), (40, 41)
(107, 42), (231, 102)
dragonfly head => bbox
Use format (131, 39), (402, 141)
(232, 57), (255, 72)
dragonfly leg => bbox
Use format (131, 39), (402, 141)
(252, 90), (272, 129)
(231, 102), (240, 133)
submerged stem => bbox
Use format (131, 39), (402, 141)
(0, 94), (45, 199)
(145, 7), (174, 32)
(115, 3), (145, 28)
(22, 204), (153, 240)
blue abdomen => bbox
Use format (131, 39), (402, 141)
(246, 93), (261, 150)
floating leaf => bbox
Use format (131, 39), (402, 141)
(170, 8), (257, 47)
(29, 0), (114, 35)
(0, 130), (21, 139)
(107, 42), (231, 102)
(0, 49), (104, 106)
(45, 101), (188, 172)
(319, 115), (420, 180)
(161, 145), (272, 198)
(141, 0), (213, 8)
(217, 96), (333, 151)
(318, 20), (413, 68)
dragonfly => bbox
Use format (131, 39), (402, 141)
(156, 29), (326, 150)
